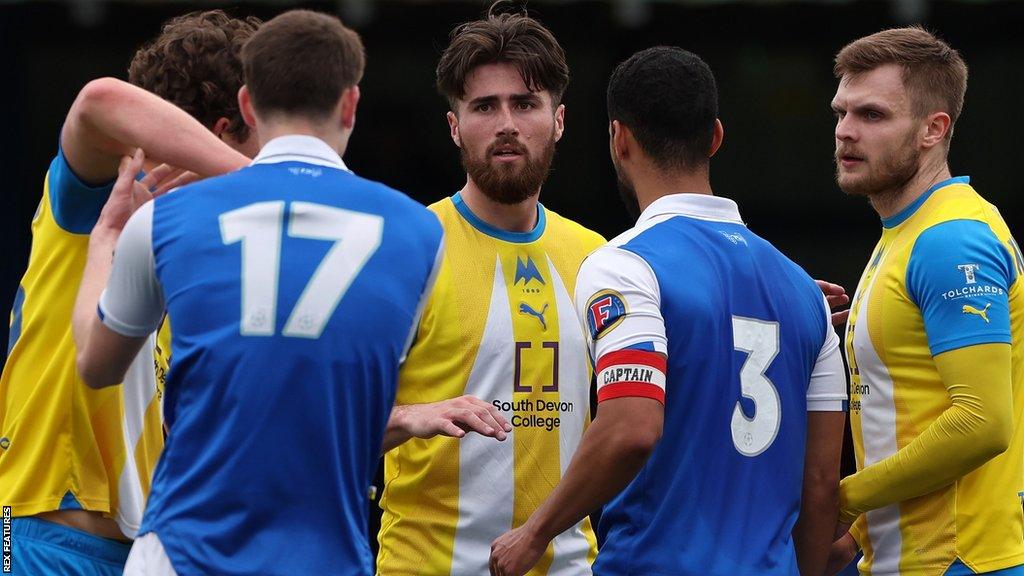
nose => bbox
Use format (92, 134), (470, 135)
(835, 115), (856, 143)
(496, 104), (519, 137)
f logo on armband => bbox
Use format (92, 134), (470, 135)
(586, 290), (628, 340)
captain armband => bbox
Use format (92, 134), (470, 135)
(596, 349), (667, 404)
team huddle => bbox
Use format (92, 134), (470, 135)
(0, 2), (1021, 576)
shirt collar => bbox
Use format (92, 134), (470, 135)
(881, 176), (970, 229)
(251, 135), (350, 171)
(637, 193), (744, 225)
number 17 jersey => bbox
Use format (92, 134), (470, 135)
(378, 192), (603, 576)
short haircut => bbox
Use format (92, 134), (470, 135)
(436, 0), (569, 110)
(129, 10), (262, 142)
(835, 27), (967, 140)
(607, 46), (718, 172)
(242, 10), (365, 120)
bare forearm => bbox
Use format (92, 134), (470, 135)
(527, 417), (654, 542)
(65, 78), (248, 182)
(794, 483), (838, 576)
(72, 228), (123, 388)
(381, 406), (415, 453)
(73, 230), (117, 352)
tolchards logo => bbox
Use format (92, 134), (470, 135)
(957, 263), (980, 284)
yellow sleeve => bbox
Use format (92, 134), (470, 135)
(838, 343), (1013, 524)
(849, 515), (867, 549)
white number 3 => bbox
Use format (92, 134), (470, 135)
(731, 316), (781, 457)
(219, 201), (383, 339)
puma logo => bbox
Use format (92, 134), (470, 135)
(519, 302), (549, 331)
(962, 303), (991, 323)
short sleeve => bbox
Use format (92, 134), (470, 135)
(574, 246), (667, 403)
(401, 234), (444, 364)
(97, 201), (165, 337)
(807, 295), (848, 412)
(47, 139), (114, 234)
(905, 219), (1014, 356)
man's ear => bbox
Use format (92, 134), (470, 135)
(447, 110), (461, 148)
(611, 120), (631, 161)
(709, 119), (724, 158)
(921, 111), (952, 149)
(212, 117), (232, 138)
(340, 85), (360, 129)
(553, 103), (565, 143)
(239, 86), (257, 129)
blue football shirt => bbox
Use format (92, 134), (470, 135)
(98, 136), (443, 575)
(575, 193), (846, 575)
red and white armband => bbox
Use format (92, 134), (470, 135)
(595, 349), (667, 404)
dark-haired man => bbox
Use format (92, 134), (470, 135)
(377, 3), (602, 575)
(827, 27), (1024, 576)
(72, 10), (444, 576)
(490, 46), (847, 576)
(0, 10), (256, 575)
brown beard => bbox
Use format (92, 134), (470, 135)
(461, 133), (556, 205)
(835, 129), (920, 199)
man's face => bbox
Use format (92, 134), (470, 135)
(831, 64), (922, 197)
(449, 62), (564, 204)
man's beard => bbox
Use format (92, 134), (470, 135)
(836, 130), (920, 199)
(462, 134), (556, 205)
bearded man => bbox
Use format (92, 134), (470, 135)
(827, 27), (1024, 576)
(375, 3), (604, 575)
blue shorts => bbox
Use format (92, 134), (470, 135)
(9, 517), (131, 576)
(946, 560), (1024, 575)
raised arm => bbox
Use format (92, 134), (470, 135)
(61, 77), (249, 184)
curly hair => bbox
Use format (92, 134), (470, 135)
(128, 10), (262, 142)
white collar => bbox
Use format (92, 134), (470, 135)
(637, 193), (743, 225)
(251, 135), (350, 171)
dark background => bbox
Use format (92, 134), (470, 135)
(0, 0), (1020, 564)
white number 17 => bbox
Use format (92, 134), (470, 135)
(219, 201), (383, 339)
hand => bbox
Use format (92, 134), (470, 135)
(397, 395), (513, 441)
(146, 164), (201, 195)
(834, 521), (851, 541)
(825, 532), (858, 576)
(93, 149), (176, 237)
(490, 524), (547, 576)
(816, 279), (851, 326)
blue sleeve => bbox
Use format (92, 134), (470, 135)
(905, 219), (1014, 356)
(47, 140), (114, 234)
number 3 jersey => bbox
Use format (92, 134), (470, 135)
(378, 192), (603, 576)
(576, 194), (846, 576)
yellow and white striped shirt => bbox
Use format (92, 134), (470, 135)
(378, 193), (602, 576)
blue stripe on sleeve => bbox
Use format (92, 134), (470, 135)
(48, 143), (115, 234)
(905, 219), (1013, 356)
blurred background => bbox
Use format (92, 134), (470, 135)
(0, 0), (1020, 569)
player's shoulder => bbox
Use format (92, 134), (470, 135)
(540, 205), (606, 251)
(578, 241), (656, 289)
